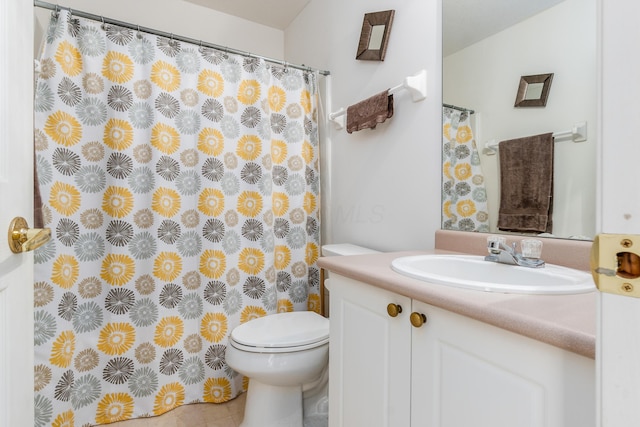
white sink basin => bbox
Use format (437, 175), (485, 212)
(391, 254), (595, 294)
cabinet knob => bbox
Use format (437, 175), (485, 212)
(387, 303), (403, 317)
(410, 312), (427, 328)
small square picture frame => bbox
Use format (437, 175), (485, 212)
(355, 10), (395, 61)
(514, 73), (554, 107)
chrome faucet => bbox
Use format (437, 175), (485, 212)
(484, 238), (545, 268)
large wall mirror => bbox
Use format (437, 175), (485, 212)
(442, 0), (597, 240)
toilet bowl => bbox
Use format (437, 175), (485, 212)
(225, 311), (330, 427)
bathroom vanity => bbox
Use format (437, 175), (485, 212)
(319, 249), (596, 427)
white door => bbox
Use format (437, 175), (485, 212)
(599, 0), (640, 425)
(0, 0), (35, 426)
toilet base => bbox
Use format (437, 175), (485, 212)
(240, 380), (303, 427)
(302, 365), (328, 427)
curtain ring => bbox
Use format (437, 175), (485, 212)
(198, 40), (204, 53)
(52, 4), (59, 19)
(101, 16), (107, 31)
(136, 25), (143, 39)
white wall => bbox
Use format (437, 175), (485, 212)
(34, 0), (284, 59)
(286, 0), (443, 251)
(443, 0), (597, 239)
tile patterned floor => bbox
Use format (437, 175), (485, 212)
(107, 393), (246, 427)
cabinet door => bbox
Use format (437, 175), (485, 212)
(411, 301), (595, 427)
(329, 274), (412, 427)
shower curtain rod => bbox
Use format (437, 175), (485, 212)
(443, 103), (475, 114)
(33, 0), (331, 76)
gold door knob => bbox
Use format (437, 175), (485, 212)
(387, 303), (403, 317)
(8, 217), (51, 254)
(410, 312), (427, 328)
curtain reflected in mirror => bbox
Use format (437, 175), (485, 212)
(442, 107), (490, 232)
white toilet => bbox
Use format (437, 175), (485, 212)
(226, 244), (378, 427)
(226, 311), (330, 427)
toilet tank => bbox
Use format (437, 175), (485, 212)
(320, 244), (380, 317)
(321, 243), (380, 257)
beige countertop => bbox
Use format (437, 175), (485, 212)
(318, 249), (596, 359)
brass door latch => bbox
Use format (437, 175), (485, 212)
(7, 216), (51, 254)
(591, 234), (640, 298)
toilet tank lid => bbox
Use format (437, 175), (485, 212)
(321, 243), (380, 257)
(231, 311), (329, 348)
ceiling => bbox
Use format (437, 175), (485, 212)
(443, 0), (566, 56)
(184, 0), (565, 54)
(184, 0), (310, 30)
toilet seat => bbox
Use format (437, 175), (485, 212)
(229, 311), (329, 353)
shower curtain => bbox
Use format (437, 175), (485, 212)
(33, 10), (321, 426)
(442, 107), (489, 232)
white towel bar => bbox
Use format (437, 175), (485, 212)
(328, 69), (427, 130)
(482, 121), (587, 156)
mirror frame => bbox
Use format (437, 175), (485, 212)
(355, 10), (395, 61)
(514, 73), (554, 107)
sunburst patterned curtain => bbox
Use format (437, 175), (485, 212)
(33, 10), (320, 426)
(442, 107), (489, 232)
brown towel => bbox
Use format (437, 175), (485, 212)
(497, 132), (554, 233)
(346, 90), (393, 134)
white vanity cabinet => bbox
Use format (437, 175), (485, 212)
(328, 273), (413, 427)
(328, 273), (596, 427)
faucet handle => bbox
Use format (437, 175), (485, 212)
(486, 235), (507, 254)
(521, 239), (543, 259)
(487, 235), (506, 246)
